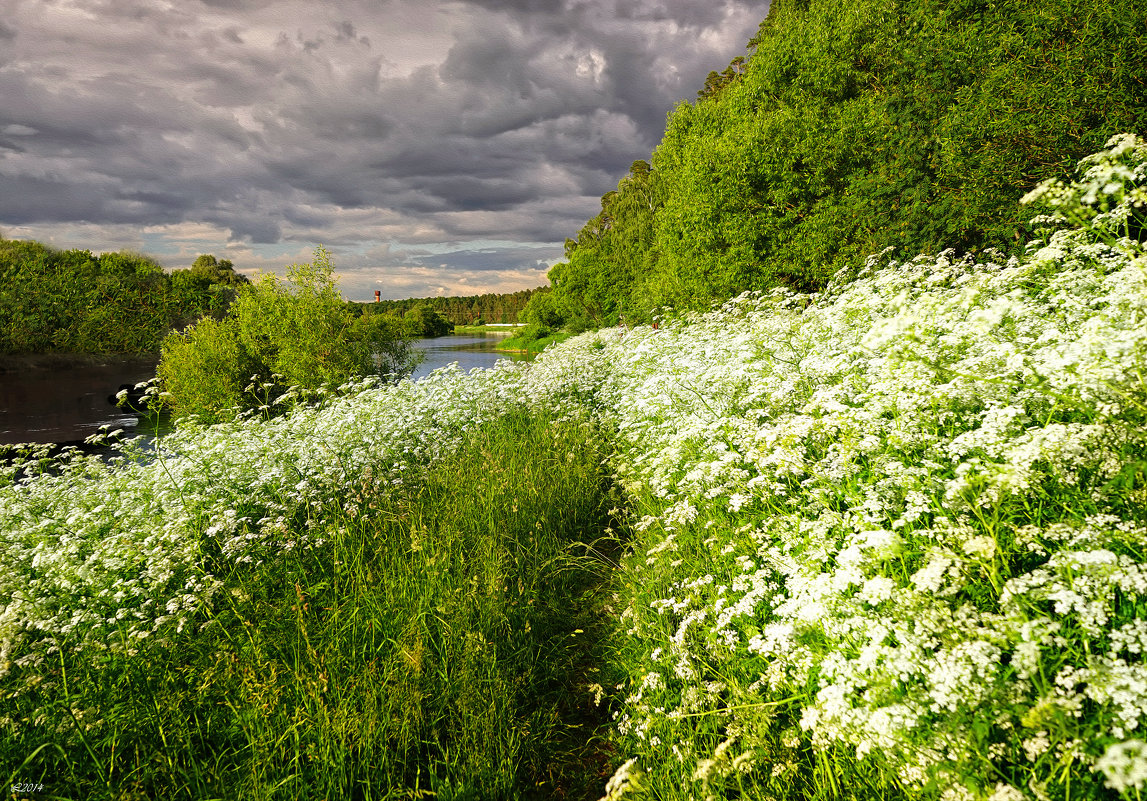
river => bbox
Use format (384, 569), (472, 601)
(0, 356), (158, 446)
(408, 331), (530, 380)
(0, 334), (529, 445)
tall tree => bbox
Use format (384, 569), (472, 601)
(543, 160), (661, 326)
(649, 0), (1147, 309)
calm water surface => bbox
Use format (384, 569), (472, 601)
(408, 332), (531, 380)
(0, 335), (530, 445)
(0, 357), (158, 445)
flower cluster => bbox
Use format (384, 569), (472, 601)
(0, 361), (560, 682)
(584, 135), (1147, 799)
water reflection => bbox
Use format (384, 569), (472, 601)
(0, 356), (158, 445)
(408, 333), (531, 381)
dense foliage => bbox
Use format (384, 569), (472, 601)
(157, 247), (416, 422)
(397, 303), (455, 338)
(0, 239), (247, 355)
(530, 0), (1147, 326)
(169, 254), (249, 327)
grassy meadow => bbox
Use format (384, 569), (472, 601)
(3, 136), (1147, 800)
(2, 396), (619, 800)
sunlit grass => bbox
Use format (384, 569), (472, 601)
(2, 410), (619, 800)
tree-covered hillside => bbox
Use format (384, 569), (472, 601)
(534, 0), (1147, 327)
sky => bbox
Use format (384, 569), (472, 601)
(0, 0), (769, 301)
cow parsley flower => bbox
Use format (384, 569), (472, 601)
(1096, 740), (1147, 792)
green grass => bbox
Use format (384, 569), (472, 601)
(2, 411), (621, 800)
(496, 332), (572, 356)
(9, 136), (1144, 801)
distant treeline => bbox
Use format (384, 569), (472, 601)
(524, 0), (1147, 331)
(0, 236), (544, 355)
(350, 288), (540, 326)
(0, 240), (247, 355)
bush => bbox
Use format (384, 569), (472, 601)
(157, 247), (416, 422)
(157, 316), (259, 420)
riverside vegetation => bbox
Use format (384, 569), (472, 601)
(515, 0), (1147, 345)
(3, 0), (1147, 796)
(2, 134), (1146, 800)
(0, 247), (248, 356)
(156, 247), (417, 423)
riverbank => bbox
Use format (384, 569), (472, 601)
(451, 323), (523, 334)
(3, 145), (1146, 799)
(495, 329), (571, 354)
(8, 203), (1147, 797)
(0, 369), (619, 799)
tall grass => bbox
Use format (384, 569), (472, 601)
(2, 409), (619, 800)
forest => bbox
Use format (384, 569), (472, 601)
(0, 235), (539, 357)
(351, 288), (539, 326)
(525, 0), (1147, 332)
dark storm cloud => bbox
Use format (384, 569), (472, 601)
(457, 0), (567, 13)
(410, 246), (556, 273)
(0, 0), (769, 294)
(197, 0), (278, 10)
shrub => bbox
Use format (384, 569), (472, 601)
(157, 247), (416, 421)
(157, 315), (259, 421)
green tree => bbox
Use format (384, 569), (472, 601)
(518, 287), (570, 330)
(80, 252), (173, 352)
(648, 0), (1147, 309)
(154, 316), (259, 419)
(169, 254), (250, 324)
(545, 160), (662, 326)
(402, 304), (454, 338)
(157, 247), (416, 422)
(0, 240), (254, 355)
(547, 0), (1147, 321)
(187, 254), (246, 286)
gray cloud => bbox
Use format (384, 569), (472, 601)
(458, 0), (567, 13)
(0, 0), (769, 297)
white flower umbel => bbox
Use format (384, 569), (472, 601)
(3, 134), (1147, 801)
(1096, 740), (1147, 793)
(593, 135), (1147, 797)
(0, 361), (576, 680)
